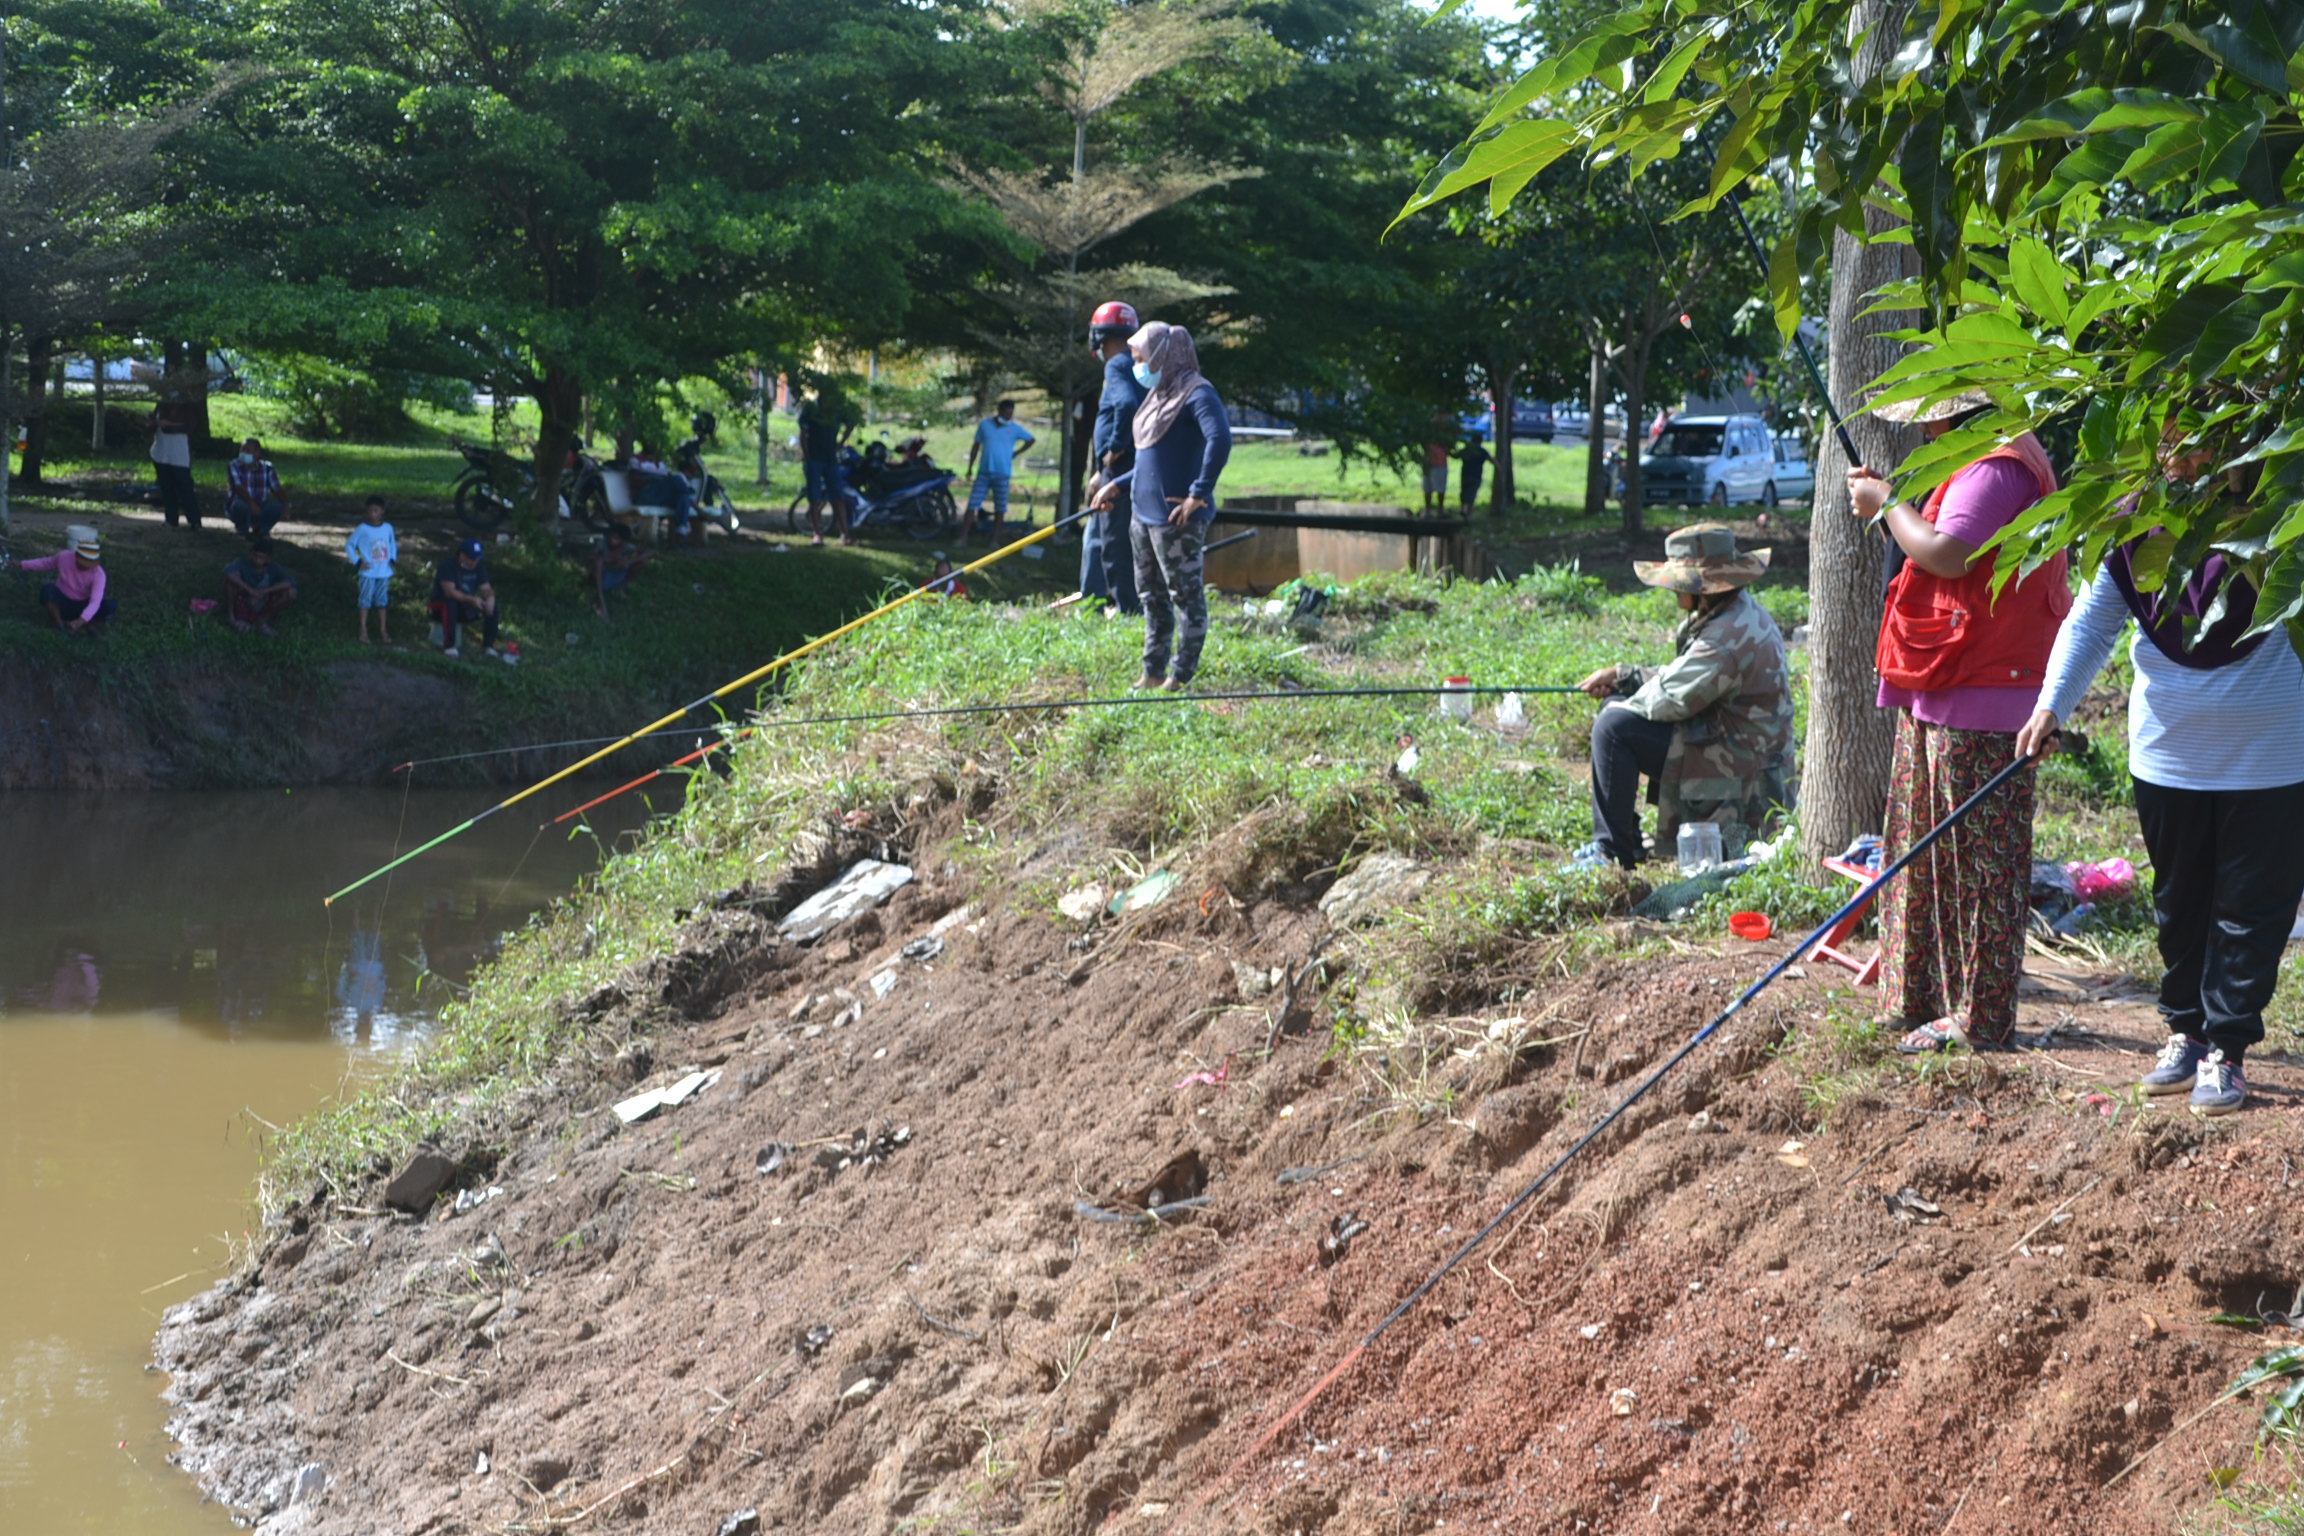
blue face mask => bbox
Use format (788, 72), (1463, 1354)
(1132, 362), (1161, 390)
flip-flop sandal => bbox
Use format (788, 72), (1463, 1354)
(1895, 1018), (1969, 1055)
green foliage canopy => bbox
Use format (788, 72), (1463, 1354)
(1410, 0), (2304, 640)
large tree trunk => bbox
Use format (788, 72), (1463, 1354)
(1065, 389), (1094, 529)
(18, 335), (52, 485)
(1584, 341), (1610, 518)
(1487, 361), (1518, 516)
(1618, 338), (1649, 540)
(531, 368), (583, 530)
(1797, 0), (1916, 866)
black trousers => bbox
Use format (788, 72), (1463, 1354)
(1590, 702), (1674, 866)
(2132, 776), (2304, 1056)
(156, 463), (200, 528)
(442, 599), (501, 651)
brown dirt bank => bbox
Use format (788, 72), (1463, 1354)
(156, 813), (2304, 1535)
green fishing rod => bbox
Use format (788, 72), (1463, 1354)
(538, 683), (1594, 831)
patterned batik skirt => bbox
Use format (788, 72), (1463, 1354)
(1878, 713), (2037, 1044)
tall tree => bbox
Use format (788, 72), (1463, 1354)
(1405, 0), (2304, 854)
(148, 0), (993, 526)
(958, 0), (1254, 521)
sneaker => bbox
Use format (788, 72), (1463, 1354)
(2140, 1034), (2210, 1096)
(2190, 1050), (2247, 1116)
(442, 647), (461, 659)
(484, 645), (502, 658)
(1566, 841), (1615, 871)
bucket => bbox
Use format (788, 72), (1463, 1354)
(1729, 911), (1772, 941)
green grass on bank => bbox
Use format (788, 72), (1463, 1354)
(255, 561), (2188, 1212)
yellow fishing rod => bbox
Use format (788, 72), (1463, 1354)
(323, 504), (1099, 907)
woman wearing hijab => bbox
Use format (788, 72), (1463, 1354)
(1847, 389), (2069, 1054)
(2014, 416), (2304, 1116)
(1094, 321), (1230, 690)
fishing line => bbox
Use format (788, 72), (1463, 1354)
(538, 685), (1595, 830)
(1182, 753), (2034, 1516)
(323, 498), (1113, 907)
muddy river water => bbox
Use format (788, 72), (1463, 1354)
(0, 786), (658, 1532)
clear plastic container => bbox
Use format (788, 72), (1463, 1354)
(1440, 676), (1473, 722)
(1677, 821), (1724, 874)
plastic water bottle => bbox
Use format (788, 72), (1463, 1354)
(1677, 822), (1724, 874)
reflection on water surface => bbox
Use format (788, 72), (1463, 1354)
(0, 784), (661, 1531)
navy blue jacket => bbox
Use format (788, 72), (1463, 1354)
(1092, 352), (1143, 477)
(1131, 384), (1231, 527)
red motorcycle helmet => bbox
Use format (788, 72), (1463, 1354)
(1088, 300), (1140, 350)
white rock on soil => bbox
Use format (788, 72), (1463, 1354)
(1319, 853), (1429, 929)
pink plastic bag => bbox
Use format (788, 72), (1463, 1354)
(2066, 857), (2136, 904)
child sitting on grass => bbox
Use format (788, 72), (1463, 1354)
(344, 497), (398, 643)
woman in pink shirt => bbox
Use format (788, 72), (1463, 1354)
(20, 528), (115, 634)
(1848, 390), (2066, 1053)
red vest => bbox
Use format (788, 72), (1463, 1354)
(1875, 447), (2070, 693)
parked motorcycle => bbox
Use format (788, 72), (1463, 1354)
(785, 441), (954, 540)
(450, 441), (528, 531)
(568, 442), (742, 535)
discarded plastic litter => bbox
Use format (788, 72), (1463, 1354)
(1496, 691), (1526, 732)
(1109, 869), (1178, 916)
(900, 935), (945, 962)
(2067, 857), (2136, 904)
(777, 860), (914, 941)
(756, 1143), (791, 1174)
(612, 1068), (720, 1124)
(1440, 676), (1473, 722)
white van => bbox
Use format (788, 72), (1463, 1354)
(1638, 415), (1783, 508)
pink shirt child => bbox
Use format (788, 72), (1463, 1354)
(1875, 454), (2044, 734)
(20, 551), (109, 623)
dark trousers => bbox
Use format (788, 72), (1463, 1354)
(1590, 702), (1674, 866)
(1080, 506), (1141, 614)
(435, 598), (501, 651)
(228, 587), (292, 626)
(2132, 776), (2304, 1058)
(230, 495), (283, 538)
(156, 463), (200, 528)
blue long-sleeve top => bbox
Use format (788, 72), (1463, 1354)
(2035, 564), (2304, 791)
(1130, 383), (1230, 527)
(1093, 352), (1143, 476)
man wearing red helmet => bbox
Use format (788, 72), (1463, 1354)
(1082, 300), (1144, 614)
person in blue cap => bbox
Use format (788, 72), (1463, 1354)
(432, 539), (505, 659)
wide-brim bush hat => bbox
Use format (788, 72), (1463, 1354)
(1632, 522), (1770, 595)
(1869, 387), (1993, 425)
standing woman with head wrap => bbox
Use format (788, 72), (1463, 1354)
(1095, 321), (1231, 690)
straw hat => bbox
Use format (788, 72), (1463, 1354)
(65, 524), (101, 560)
(1868, 388), (1992, 426)
(1632, 522), (1770, 596)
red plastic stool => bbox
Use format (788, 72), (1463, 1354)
(1808, 856), (1882, 985)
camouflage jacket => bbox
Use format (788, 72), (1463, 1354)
(1613, 590), (1796, 853)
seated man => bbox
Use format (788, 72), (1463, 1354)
(626, 440), (697, 538)
(225, 437), (290, 539)
(222, 538), (298, 634)
(588, 521), (651, 618)
(20, 526), (114, 634)
(432, 539), (505, 659)
(1572, 523), (1794, 868)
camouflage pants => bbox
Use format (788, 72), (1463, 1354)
(1131, 518), (1208, 684)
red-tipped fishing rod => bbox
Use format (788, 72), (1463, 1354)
(1181, 752), (2035, 1517)
(1725, 189), (1862, 471)
(539, 683), (1593, 831)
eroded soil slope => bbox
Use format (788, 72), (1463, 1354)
(158, 815), (2304, 1536)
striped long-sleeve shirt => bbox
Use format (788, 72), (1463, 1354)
(2036, 565), (2304, 792)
